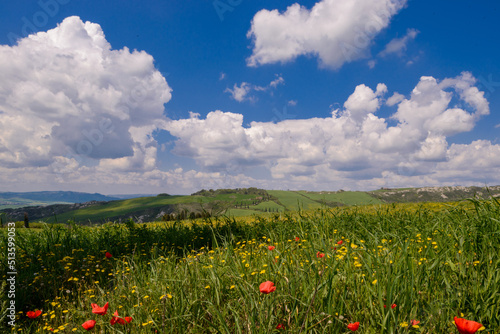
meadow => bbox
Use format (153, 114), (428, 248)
(1, 199), (499, 333)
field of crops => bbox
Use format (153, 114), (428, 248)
(1, 199), (499, 333)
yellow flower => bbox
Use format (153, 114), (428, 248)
(372, 279), (377, 285)
(400, 322), (408, 327)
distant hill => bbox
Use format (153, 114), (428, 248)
(0, 191), (120, 210)
(368, 185), (500, 203)
(1, 186), (499, 224)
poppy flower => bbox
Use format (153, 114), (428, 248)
(295, 237), (300, 242)
(454, 317), (483, 334)
(259, 281), (276, 294)
(82, 320), (96, 330)
(268, 246), (276, 251)
(26, 310), (42, 318)
(410, 319), (420, 326)
(316, 251), (325, 258)
(391, 304), (397, 309)
(276, 323), (285, 329)
(347, 322), (360, 331)
(91, 302), (109, 315)
(337, 240), (343, 245)
(111, 310), (133, 325)
(105, 252), (112, 258)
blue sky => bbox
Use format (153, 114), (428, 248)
(0, 0), (499, 194)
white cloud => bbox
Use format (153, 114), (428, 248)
(162, 72), (498, 190)
(287, 100), (298, 106)
(269, 76), (285, 88)
(0, 16), (171, 173)
(224, 82), (253, 102)
(225, 75), (285, 102)
(386, 92), (405, 106)
(343, 83), (387, 122)
(247, 0), (408, 69)
(379, 28), (419, 57)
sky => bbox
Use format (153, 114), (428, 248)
(0, 0), (499, 195)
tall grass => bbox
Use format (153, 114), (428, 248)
(1, 199), (499, 333)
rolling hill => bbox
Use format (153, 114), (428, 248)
(1, 185), (499, 224)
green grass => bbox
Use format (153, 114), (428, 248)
(297, 191), (383, 206)
(267, 190), (323, 211)
(2, 199), (499, 333)
(253, 201), (285, 212)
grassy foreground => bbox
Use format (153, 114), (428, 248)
(1, 199), (499, 333)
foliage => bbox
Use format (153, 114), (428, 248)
(0, 200), (499, 333)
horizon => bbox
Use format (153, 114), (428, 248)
(1, 1), (499, 195)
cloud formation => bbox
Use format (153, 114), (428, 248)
(164, 72), (499, 190)
(0, 16), (171, 173)
(247, 0), (408, 69)
(225, 75), (285, 102)
(378, 28), (419, 57)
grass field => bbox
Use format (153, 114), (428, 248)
(1, 199), (499, 333)
(267, 190), (323, 211)
(297, 191), (384, 206)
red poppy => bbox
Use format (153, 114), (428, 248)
(347, 322), (360, 331)
(26, 310), (42, 319)
(337, 240), (343, 245)
(391, 304), (397, 309)
(276, 323), (285, 329)
(105, 252), (112, 258)
(259, 281), (276, 294)
(82, 320), (96, 330)
(410, 319), (420, 326)
(111, 310), (133, 325)
(454, 317), (483, 334)
(316, 251), (325, 258)
(91, 302), (109, 315)
(268, 246), (275, 251)
(295, 237), (300, 242)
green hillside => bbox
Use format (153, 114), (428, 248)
(4, 186), (498, 224)
(297, 190), (383, 206)
(267, 190), (323, 211)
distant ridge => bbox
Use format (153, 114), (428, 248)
(0, 191), (120, 208)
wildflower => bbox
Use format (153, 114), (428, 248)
(337, 240), (343, 245)
(82, 320), (96, 331)
(316, 251), (325, 258)
(91, 302), (109, 315)
(268, 246), (276, 251)
(347, 322), (359, 331)
(454, 317), (483, 334)
(295, 237), (300, 242)
(411, 319), (420, 327)
(276, 323), (285, 329)
(259, 281), (276, 294)
(110, 310), (132, 325)
(392, 304), (397, 309)
(27, 310), (42, 318)
(105, 252), (112, 258)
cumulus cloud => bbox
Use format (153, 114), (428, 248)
(379, 28), (419, 57)
(0, 16), (171, 172)
(163, 72), (499, 190)
(247, 0), (408, 69)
